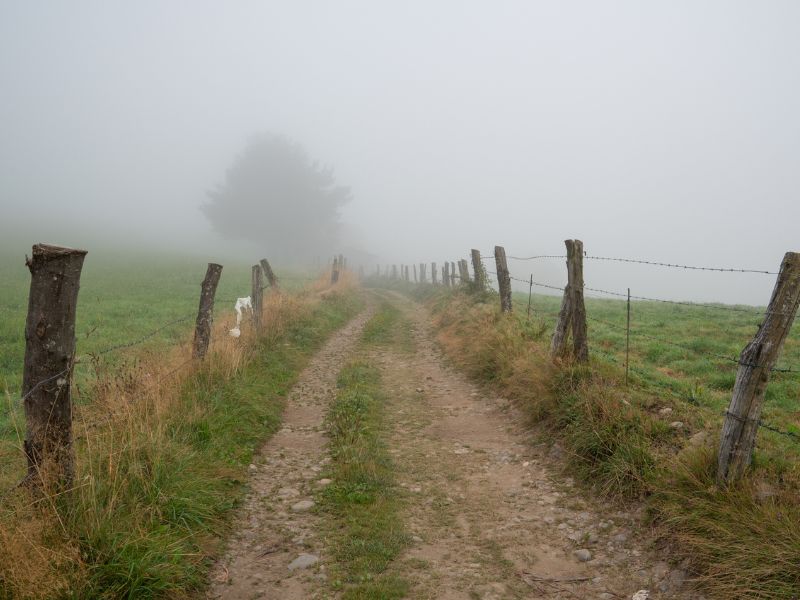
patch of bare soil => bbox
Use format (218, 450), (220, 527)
(206, 304), (374, 600)
(373, 292), (697, 600)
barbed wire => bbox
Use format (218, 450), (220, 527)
(584, 255), (779, 275)
(92, 316), (194, 356)
(508, 255), (567, 261)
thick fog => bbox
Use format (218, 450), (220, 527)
(2, 1), (799, 305)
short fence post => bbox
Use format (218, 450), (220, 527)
(494, 245), (512, 312)
(471, 249), (484, 289)
(260, 258), (278, 288)
(459, 259), (470, 284)
(193, 263), (223, 359)
(331, 257), (340, 284)
(413, 264), (418, 282)
(450, 261), (456, 286)
(431, 262), (438, 285)
(717, 252), (800, 483)
(550, 239), (588, 362)
(625, 288), (631, 386)
(420, 263), (426, 283)
(392, 264), (398, 279)
(22, 243), (87, 490)
(252, 264), (264, 329)
(443, 261), (450, 287)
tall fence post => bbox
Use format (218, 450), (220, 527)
(550, 239), (588, 362)
(22, 243), (87, 490)
(459, 259), (470, 284)
(193, 263), (223, 359)
(471, 249), (484, 289)
(717, 252), (800, 483)
(413, 264), (418, 283)
(450, 261), (456, 286)
(431, 262), (438, 285)
(526, 274), (533, 318)
(259, 258), (278, 289)
(331, 257), (340, 284)
(570, 240), (589, 362)
(494, 245), (512, 312)
(420, 263), (427, 283)
(443, 261), (450, 287)
(252, 264), (264, 330)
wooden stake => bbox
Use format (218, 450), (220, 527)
(494, 245), (512, 312)
(527, 274), (533, 319)
(471, 249), (484, 289)
(443, 261), (450, 287)
(718, 252), (800, 482)
(259, 258), (278, 288)
(625, 287), (631, 386)
(450, 261), (456, 286)
(431, 262), (438, 285)
(550, 239), (588, 362)
(22, 243), (87, 490)
(193, 263), (223, 359)
(252, 264), (264, 329)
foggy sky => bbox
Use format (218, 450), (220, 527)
(2, 1), (799, 305)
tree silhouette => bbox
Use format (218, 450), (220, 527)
(202, 134), (351, 260)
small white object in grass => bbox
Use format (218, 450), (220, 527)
(234, 296), (253, 325)
(632, 591), (649, 600)
(229, 326), (241, 338)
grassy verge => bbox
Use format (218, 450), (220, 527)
(405, 285), (800, 600)
(319, 304), (409, 599)
(0, 288), (361, 599)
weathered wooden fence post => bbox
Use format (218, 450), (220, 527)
(550, 239), (588, 362)
(392, 264), (398, 279)
(193, 263), (223, 359)
(331, 257), (340, 284)
(458, 259), (469, 284)
(252, 264), (264, 329)
(260, 258), (278, 289)
(450, 261), (456, 286)
(413, 264), (418, 283)
(443, 261), (450, 287)
(471, 249), (484, 289)
(494, 246), (512, 312)
(431, 262), (438, 285)
(420, 263), (427, 283)
(22, 243), (87, 490)
(717, 252), (800, 483)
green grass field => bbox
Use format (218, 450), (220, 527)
(0, 249), (321, 448)
(514, 290), (800, 441)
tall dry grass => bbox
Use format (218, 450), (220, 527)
(0, 272), (356, 598)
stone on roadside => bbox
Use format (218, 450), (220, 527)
(288, 553), (319, 571)
(631, 591), (649, 600)
(573, 548), (592, 562)
(291, 500), (315, 513)
(316, 478), (333, 487)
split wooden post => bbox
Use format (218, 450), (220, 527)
(252, 264), (264, 329)
(331, 257), (340, 284)
(550, 240), (588, 362)
(259, 258), (278, 288)
(431, 262), (438, 285)
(494, 246), (512, 312)
(22, 243), (87, 490)
(192, 263), (223, 359)
(458, 259), (470, 284)
(443, 261), (450, 287)
(450, 261), (456, 286)
(717, 252), (800, 483)
(471, 249), (484, 289)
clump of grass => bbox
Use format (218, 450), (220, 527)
(320, 358), (408, 600)
(361, 300), (414, 352)
(651, 447), (800, 599)
(0, 287), (361, 599)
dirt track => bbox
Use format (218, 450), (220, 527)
(208, 291), (696, 599)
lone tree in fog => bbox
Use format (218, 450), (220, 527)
(202, 134), (351, 259)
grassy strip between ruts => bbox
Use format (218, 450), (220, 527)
(387, 281), (799, 600)
(0, 289), (361, 599)
(319, 303), (409, 599)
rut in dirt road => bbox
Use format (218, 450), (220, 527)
(207, 302), (374, 600)
(371, 292), (695, 600)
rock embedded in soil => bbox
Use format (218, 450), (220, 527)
(291, 499), (315, 513)
(573, 548), (592, 562)
(288, 553), (319, 571)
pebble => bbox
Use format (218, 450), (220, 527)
(670, 421), (684, 429)
(631, 591), (649, 600)
(288, 553), (319, 571)
(658, 407), (673, 415)
(276, 487), (300, 498)
(291, 500), (315, 512)
(316, 478), (332, 487)
(248, 464), (257, 472)
(573, 548), (592, 562)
